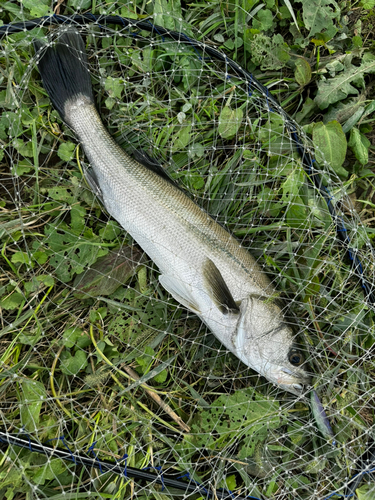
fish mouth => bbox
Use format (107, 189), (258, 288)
(278, 380), (310, 396)
(281, 383), (305, 396)
(272, 367), (311, 396)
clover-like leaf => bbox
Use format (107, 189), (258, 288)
(218, 106), (243, 139)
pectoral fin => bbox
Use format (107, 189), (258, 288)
(202, 259), (240, 315)
(159, 275), (202, 315)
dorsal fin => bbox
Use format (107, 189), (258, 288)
(132, 149), (178, 187)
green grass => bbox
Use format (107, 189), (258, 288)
(1, 0), (375, 499)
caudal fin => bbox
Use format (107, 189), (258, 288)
(34, 29), (94, 122)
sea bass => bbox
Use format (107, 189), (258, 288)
(34, 29), (310, 395)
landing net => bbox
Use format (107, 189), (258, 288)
(0, 4), (374, 500)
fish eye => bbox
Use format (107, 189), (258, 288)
(288, 348), (304, 366)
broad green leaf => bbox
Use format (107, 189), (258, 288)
(348, 127), (369, 165)
(22, 0), (51, 17)
(31, 251), (50, 267)
(247, 33), (290, 71)
(225, 475), (237, 491)
(177, 111), (186, 124)
(45, 221), (108, 283)
(20, 379), (47, 432)
(286, 197), (308, 228)
(101, 36), (113, 50)
(179, 55), (202, 91)
(105, 97), (115, 110)
(37, 274), (55, 287)
(136, 346), (155, 374)
(234, 36), (243, 49)
(0, 468), (23, 494)
(1, 112), (22, 135)
(60, 350), (88, 375)
(224, 39), (235, 50)
(258, 113), (293, 155)
(70, 205), (86, 231)
(218, 106), (243, 139)
(186, 173), (205, 191)
(2, 1), (26, 16)
(99, 220), (122, 241)
(315, 59), (375, 109)
(352, 35), (363, 48)
(104, 76), (124, 99)
(107, 293), (168, 348)
(316, 78), (358, 110)
(67, 0), (92, 10)
(153, 0), (193, 34)
(360, 0), (375, 7)
(13, 159), (32, 176)
(281, 168), (305, 202)
(252, 9), (274, 31)
(24, 277), (41, 295)
(120, 5), (138, 19)
(173, 123), (192, 150)
(326, 59), (344, 74)
(312, 121), (347, 176)
(191, 387), (283, 458)
(153, 369), (168, 383)
(294, 58), (312, 86)
(301, 0), (338, 37)
(62, 326), (86, 348)
(188, 142), (205, 158)
(0, 292), (24, 310)
(12, 138), (33, 157)
(356, 484), (375, 500)
(130, 47), (158, 74)
(11, 251), (33, 267)
(45, 184), (80, 203)
(33, 459), (66, 485)
(73, 245), (144, 299)
(57, 141), (75, 162)
(213, 33), (225, 43)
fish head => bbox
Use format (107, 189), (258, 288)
(233, 296), (310, 396)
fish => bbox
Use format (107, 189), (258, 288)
(33, 28), (311, 395)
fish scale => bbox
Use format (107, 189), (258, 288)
(68, 100), (270, 297)
(34, 28), (310, 395)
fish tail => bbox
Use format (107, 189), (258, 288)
(34, 29), (94, 122)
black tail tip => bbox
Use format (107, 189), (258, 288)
(34, 28), (94, 122)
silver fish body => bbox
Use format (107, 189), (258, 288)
(35, 30), (310, 395)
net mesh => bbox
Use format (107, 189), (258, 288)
(0, 3), (375, 500)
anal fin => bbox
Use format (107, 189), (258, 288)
(84, 165), (103, 203)
(159, 274), (201, 315)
